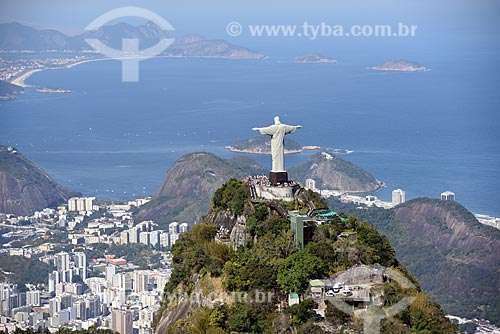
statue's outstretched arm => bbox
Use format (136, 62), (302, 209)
(254, 125), (277, 136)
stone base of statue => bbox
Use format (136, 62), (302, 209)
(269, 171), (288, 186)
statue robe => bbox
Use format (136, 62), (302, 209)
(257, 123), (299, 172)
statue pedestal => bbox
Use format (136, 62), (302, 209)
(269, 171), (288, 185)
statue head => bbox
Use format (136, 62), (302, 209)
(274, 116), (281, 124)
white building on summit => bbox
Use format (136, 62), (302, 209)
(441, 191), (455, 201)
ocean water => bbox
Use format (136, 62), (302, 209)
(0, 55), (499, 216)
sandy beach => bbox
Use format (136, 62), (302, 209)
(9, 57), (108, 88)
(10, 69), (44, 88)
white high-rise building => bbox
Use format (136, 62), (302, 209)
(56, 252), (70, 271)
(106, 265), (116, 282)
(168, 222), (179, 235)
(392, 189), (406, 205)
(26, 290), (40, 306)
(56, 252), (72, 283)
(73, 252), (87, 280)
(120, 231), (129, 244)
(160, 232), (170, 249)
(139, 232), (150, 245)
(305, 178), (316, 190)
(149, 231), (161, 247)
(129, 227), (139, 243)
(441, 191), (455, 201)
(48, 271), (59, 293)
(170, 233), (179, 247)
(179, 223), (189, 233)
(68, 197), (95, 212)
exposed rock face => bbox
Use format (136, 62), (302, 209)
(289, 151), (383, 192)
(0, 146), (76, 215)
(202, 209), (240, 231)
(136, 152), (267, 227)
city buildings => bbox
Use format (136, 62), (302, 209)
(68, 197), (96, 212)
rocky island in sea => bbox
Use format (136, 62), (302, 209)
(291, 53), (337, 63)
(369, 59), (428, 72)
(225, 136), (319, 154)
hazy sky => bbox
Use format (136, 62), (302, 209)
(1, 0), (499, 36)
(1, 0), (499, 60)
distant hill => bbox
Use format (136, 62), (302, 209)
(289, 151), (383, 193)
(226, 136), (304, 154)
(327, 196), (500, 326)
(0, 146), (77, 215)
(0, 81), (23, 99)
(135, 152), (267, 227)
(137, 151), (382, 226)
(368, 59), (427, 72)
(0, 22), (263, 58)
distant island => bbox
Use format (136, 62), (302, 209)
(369, 59), (428, 72)
(225, 136), (320, 154)
(291, 53), (337, 64)
(36, 87), (71, 94)
(0, 80), (24, 100)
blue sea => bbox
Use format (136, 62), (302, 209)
(1, 52), (499, 217)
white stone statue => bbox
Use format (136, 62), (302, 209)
(252, 116), (302, 172)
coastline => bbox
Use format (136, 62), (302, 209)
(7, 54), (263, 89)
(10, 69), (44, 88)
(9, 57), (109, 88)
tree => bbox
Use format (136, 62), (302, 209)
(284, 299), (318, 324)
(277, 243), (328, 293)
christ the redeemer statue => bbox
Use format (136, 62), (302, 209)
(252, 116), (302, 185)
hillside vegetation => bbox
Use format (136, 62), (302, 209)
(155, 180), (456, 334)
(0, 145), (77, 215)
(327, 196), (500, 326)
(289, 151), (383, 192)
(0, 255), (53, 290)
